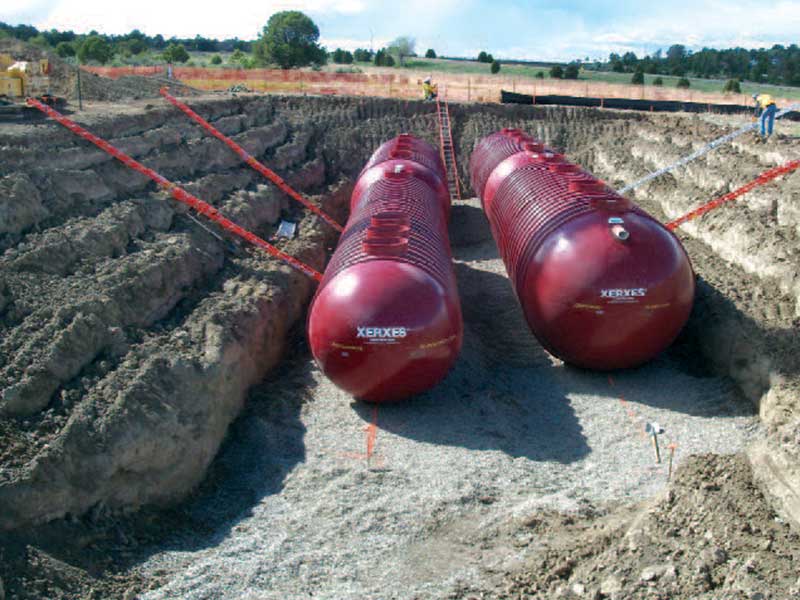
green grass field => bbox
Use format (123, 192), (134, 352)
(580, 69), (800, 100)
(398, 57), (800, 101)
(403, 57), (552, 78)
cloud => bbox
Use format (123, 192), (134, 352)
(579, 0), (800, 55)
(319, 36), (391, 51)
(2, 0), (53, 23)
(22, 0), (369, 39)
(5, 0), (800, 61)
(489, 0), (800, 62)
(272, 0), (368, 15)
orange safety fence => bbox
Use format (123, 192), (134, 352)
(26, 98), (324, 282)
(82, 66), (795, 108)
(159, 88), (343, 233)
(666, 159), (800, 230)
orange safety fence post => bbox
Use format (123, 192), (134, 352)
(666, 159), (800, 230)
(365, 405), (379, 463)
(26, 98), (323, 282)
(607, 376), (649, 442)
(158, 89), (344, 232)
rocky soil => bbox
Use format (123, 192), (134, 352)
(486, 454), (800, 600)
(0, 93), (798, 598)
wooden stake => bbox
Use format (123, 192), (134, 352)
(667, 444), (677, 480)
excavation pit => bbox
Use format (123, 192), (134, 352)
(0, 94), (798, 600)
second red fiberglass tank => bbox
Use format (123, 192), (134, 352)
(307, 135), (463, 402)
(469, 129), (695, 370)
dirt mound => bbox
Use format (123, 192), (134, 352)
(72, 72), (198, 102)
(494, 454), (800, 600)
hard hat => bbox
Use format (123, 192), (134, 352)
(423, 77), (431, 83)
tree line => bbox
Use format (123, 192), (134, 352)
(0, 21), (252, 61)
(603, 44), (800, 86)
(1, 15), (417, 70)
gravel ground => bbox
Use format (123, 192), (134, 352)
(138, 199), (761, 600)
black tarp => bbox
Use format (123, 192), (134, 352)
(500, 90), (800, 121)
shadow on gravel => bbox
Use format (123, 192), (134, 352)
(353, 260), (591, 465)
(555, 359), (754, 419)
(353, 355), (591, 464)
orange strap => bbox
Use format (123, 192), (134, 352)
(667, 159), (800, 230)
(27, 98), (323, 282)
(160, 88), (342, 233)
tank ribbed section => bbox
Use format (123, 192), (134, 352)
(309, 135), (463, 402)
(488, 164), (595, 289)
(320, 135), (455, 292)
(362, 134), (445, 179)
(320, 172), (453, 290)
(470, 129), (695, 371)
(469, 129), (550, 199)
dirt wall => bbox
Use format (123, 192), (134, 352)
(0, 94), (346, 529)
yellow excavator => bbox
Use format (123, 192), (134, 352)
(0, 53), (63, 120)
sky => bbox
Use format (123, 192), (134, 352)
(3, 0), (800, 61)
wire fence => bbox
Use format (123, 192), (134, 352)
(82, 65), (795, 108)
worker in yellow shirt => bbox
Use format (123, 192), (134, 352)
(753, 93), (777, 139)
(422, 76), (438, 101)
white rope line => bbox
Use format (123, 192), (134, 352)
(618, 103), (800, 194)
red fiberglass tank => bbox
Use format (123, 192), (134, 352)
(307, 135), (462, 402)
(469, 129), (695, 370)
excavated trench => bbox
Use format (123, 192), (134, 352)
(0, 95), (798, 599)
